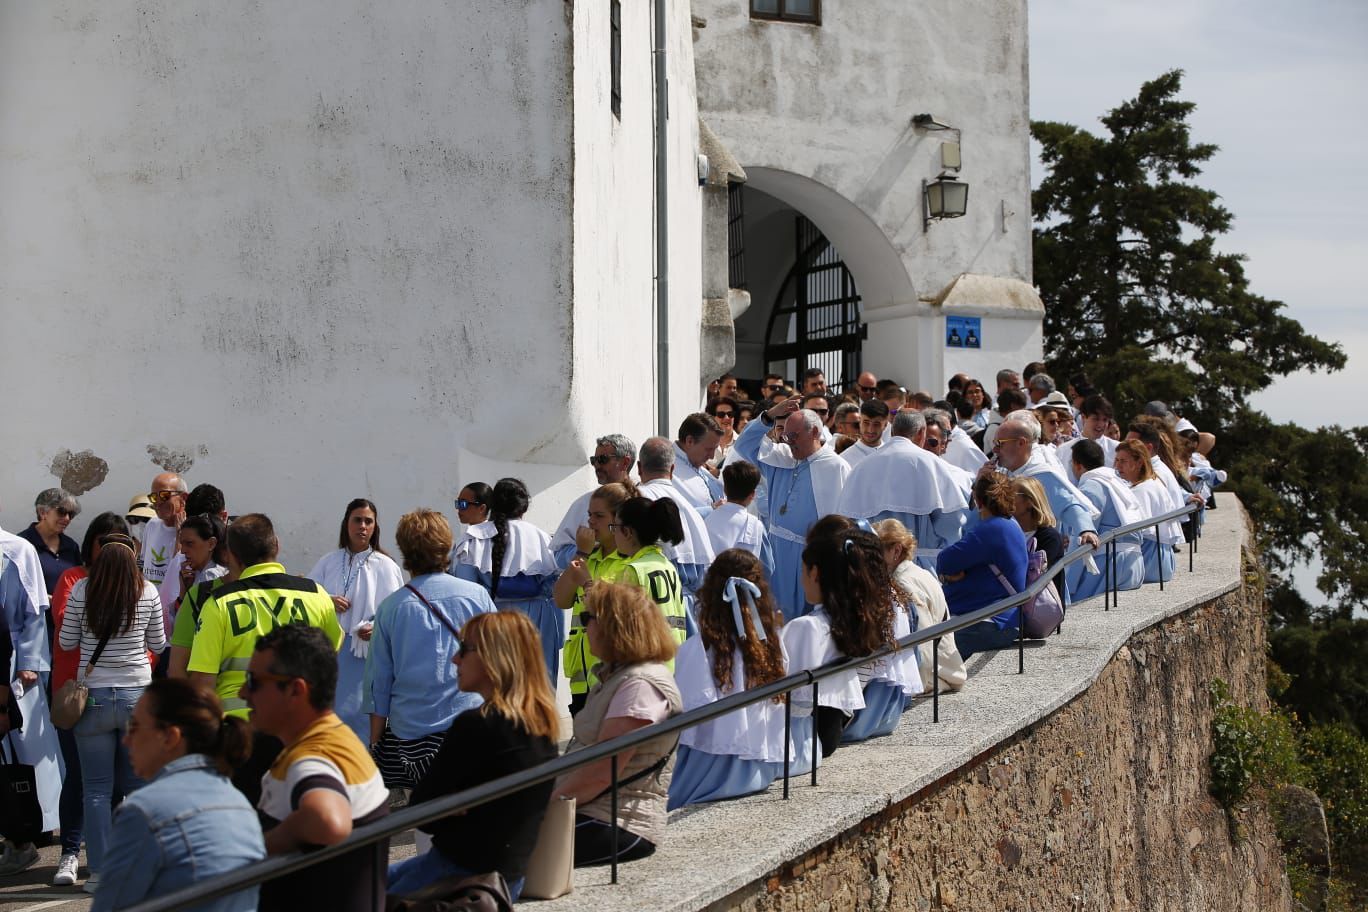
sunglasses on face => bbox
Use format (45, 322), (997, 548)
(147, 490), (183, 503)
(581, 612), (598, 626)
(860, 385), (877, 394)
(714, 411), (735, 419)
(809, 408), (829, 416)
(588, 455), (615, 466)
(243, 670), (295, 693)
(456, 641), (478, 659)
(55, 508), (78, 519)
(455, 498), (484, 511)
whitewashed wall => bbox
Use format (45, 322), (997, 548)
(692, 1), (1040, 393)
(0, 1), (704, 570)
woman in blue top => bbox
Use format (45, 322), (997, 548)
(936, 472), (1028, 659)
(100, 678), (265, 912)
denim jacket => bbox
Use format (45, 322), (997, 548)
(93, 753), (266, 912)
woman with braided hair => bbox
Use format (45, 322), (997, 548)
(451, 478), (561, 685)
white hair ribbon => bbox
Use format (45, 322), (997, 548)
(722, 576), (766, 642)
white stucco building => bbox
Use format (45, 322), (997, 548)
(1, 1), (1040, 568)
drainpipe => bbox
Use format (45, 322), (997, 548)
(654, 0), (670, 437)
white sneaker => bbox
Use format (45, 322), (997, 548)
(53, 853), (79, 886)
(83, 872), (99, 894)
(0, 843), (40, 876)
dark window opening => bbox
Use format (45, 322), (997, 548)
(750, 0), (821, 24)
(610, 0), (622, 118)
(728, 183), (747, 290)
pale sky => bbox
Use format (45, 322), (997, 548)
(1029, 0), (1368, 431)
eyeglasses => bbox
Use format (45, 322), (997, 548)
(926, 437), (943, 446)
(147, 490), (184, 503)
(456, 641), (478, 659)
(763, 384), (783, 392)
(860, 386), (877, 394)
(55, 508), (79, 519)
(581, 612), (598, 626)
(243, 670), (296, 693)
(714, 411), (735, 419)
(455, 498), (484, 511)
(607, 523), (621, 532)
(781, 432), (806, 444)
(992, 437), (1027, 449)
(808, 408), (829, 416)
(588, 455), (615, 466)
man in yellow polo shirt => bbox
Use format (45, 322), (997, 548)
(188, 513), (341, 803)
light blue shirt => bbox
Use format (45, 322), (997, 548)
(93, 754), (265, 912)
(367, 573), (495, 739)
(1, 557), (47, 673)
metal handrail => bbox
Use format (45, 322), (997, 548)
(125, 501), (1203, 912)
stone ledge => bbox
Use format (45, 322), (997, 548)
(537, 495), (1248, 912)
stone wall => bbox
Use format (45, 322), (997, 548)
(711, 554), (1289, 912)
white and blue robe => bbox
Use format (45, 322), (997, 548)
(1057, 435), (1119, 484)
(1131, 478), (1185, 583)
(704, 503), (775, 577)
(668, 637), (793, 810)
(731, 418), (850, 621)
(1004, 446), (1101, 604)
(842, 602), (922, 744)
(945, 426), (989, 474)
(309, 547), (405, 740)
(672, 443), (724, 518)
(1, 527), (61, 832)
(839, 439), (883, 469)
(837, 436), (971, 573)
(1070, 468), (1146, 600)
(782, 606), (863, 770)
(450, 519), (561, 685)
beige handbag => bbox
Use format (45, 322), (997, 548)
(519, 795), (575, 899)
(51, 632), (113, 730)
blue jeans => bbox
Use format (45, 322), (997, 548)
(56, 725), (84, 855)
(387, 849), (525, 902)
(953, 621), (1020, 659)
(74, 686), (146, 873)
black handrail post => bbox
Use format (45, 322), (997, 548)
(1189, 528), (1195, 573)
(783, 693), (792, 800)
(1110, 540), (1118, 607)
(810, 679), (820, 787)
(1104, 541), (1112, 611)
(1017, 607), (1025, 674)
(1156, 523), (1165, 590)
(932, 638), (940, 723)
(610, 754), (619, 885)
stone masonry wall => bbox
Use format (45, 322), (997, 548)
(711, 550), (1290, 912)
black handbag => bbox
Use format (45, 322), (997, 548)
(0, 734), (43, 844)
(386, 871), (514, 912)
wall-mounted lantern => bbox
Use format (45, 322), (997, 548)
(924, 174), (969, 231)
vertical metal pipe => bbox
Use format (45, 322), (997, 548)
(932, 637), (941, 723)
(1156, 523), (1165, 590)
(1018, 609), (1025, 674)
(610, 754), (620, 884)
(810, 680), (819, 786)
(653, 0), (670, 436)
(783, 693), (792, 799)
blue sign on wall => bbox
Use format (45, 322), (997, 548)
(946, 316), (982, 349)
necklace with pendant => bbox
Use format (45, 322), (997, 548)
(779, 461), (811, 516)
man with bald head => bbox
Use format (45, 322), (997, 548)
(732, 395), (851, 619)
(636, 437), (716, 627)
(855, 370), (878, 401)
(839, 410), (971, 572)
(141, 471), (188, 586)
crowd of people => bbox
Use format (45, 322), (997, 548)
(0, 361), (1225, 909)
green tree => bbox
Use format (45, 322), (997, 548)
(1031, 70), (1367, 612)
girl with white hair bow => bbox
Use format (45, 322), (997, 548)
(668, 550), (791, 810)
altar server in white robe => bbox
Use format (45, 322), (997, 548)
(840, 399), (891, 470)
(672, 414), (725, 517)
(1115, 440), (1186, 583)
(1068, 441), (1146, 600)
(838, 410), (971, 573)
(1057, 394), (1120, 482)
(704, 461), (774, 577)
(550, 434), (637, 569)
(309, 498), (405, 740)
(0, 523), (61, 844)
(451, 479), (561, 684)
(669, 552), (792, 810)
(992, 411), (1101, 602)
(732, 397), (851, 621)
(636, 438), (717, 621)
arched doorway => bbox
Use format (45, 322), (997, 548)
(763, 214), (865, 393)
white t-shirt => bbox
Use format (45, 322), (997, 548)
(139, 519), (179, 586)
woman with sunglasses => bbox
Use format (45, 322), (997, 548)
(308, 499), (405, 740)
(453, 482), (492, 530)
(387, 611), (559, 900)
(58, 532), (166, 892)
(705, 395), (739, 471)
(17, 487), (82, 596)
(98, 678), (264, 912)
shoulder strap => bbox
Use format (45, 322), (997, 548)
(83, 627), (116, 679)
(404, 583), (461, 640)
(987, 563), (1017, 597)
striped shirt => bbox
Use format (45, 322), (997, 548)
(58, 579), (166, 687)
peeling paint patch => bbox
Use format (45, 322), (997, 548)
(50, 449), (109, 495)
(146, 444), (204, 474)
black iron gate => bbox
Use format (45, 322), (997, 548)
(764, 215), (865, 393)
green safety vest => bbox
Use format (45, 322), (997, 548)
(621, 545), (689, 652)
(563, 547), (628, 695)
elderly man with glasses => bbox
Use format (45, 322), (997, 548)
(140, 472), (188, 587)
(732, 396), (851, 621)
(549, 434), (636, 570)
